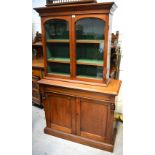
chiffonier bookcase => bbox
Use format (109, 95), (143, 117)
(34, 0), (122, 152)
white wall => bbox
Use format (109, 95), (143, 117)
(98, 0), (124, 113)
(32, 0), (124, 113)
(32, 0), (45, 38)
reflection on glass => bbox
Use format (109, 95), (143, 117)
(76, 18), (105, 40)
(45, 19), (69, 39)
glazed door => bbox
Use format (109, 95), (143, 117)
(42, 15), (109, 83)
(71, 14), (108, 82)
(42, 16), (72, 78)
(76, 98), (109, 142)
(44, 92), (76, 134)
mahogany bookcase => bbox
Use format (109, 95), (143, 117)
(34, 0), (121, 152)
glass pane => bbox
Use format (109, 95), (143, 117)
(48, 63), (70, 76)
(47, 43), (70, 59)
(76, 43), (103, 61)
(76, 18), (105, 40)
(76, 18), (105, 79)
(45, 19), (69, 40)
(77, 65), (103, 79)
(45, 19), (70, 76)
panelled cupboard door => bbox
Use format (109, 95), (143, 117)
(76, 98), (108, 142)
(44, 93), (76, 134)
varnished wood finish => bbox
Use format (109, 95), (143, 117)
(34, 2), (117, 17)
(103, 15), (109, 82)
(32, 59), (44, 68)
(34, 2), (117, 84)
(34, 1), (121, 152)
(79, 98), (108, 141)
(44, 127), (116, 152)
(70, 15), (76, 79)
(38, 78), (121, 95)
(46, 93), (73, 133)
(39, 78), (121, 152)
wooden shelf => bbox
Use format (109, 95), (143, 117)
(32, 42), (43, 46)
(48, 72), (70, 77)
(32, 88), (39, 92)
(76, 40), (104, 44)
(77, 59), (103, 67)
(46, 39), (69, 43)
(48, 57), (70, 64)
(77, 75), (102, 80)
(32, 59), (44, 68)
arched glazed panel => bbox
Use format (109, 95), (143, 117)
(45, 19), (69, 40)
(75, 18), (105, 79)
(45, 19), (70, 76)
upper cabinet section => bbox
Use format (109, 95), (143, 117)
(34, 2), (117, 84)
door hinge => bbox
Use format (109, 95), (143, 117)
(110, 103), (115, 111)
(41, 92), (46, 100)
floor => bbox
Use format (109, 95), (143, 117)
(32, 105), (123, 155)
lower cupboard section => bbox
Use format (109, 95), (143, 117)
(43, 92), (116, 152)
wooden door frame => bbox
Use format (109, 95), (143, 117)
(41, 14), (110, 84)
(41, 16), (72, 79)
(44, 92), (76, 134)
(71, 14), (109, 83)
(76, 97), (112, 142)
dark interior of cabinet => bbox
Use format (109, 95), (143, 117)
(76, 65), (103, 79)
(76, 43), (103, 61)
(47, 43), (70, 60)
(48, 62), (70, 75)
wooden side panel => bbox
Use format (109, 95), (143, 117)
(45, 93), (75, 134)
(105, 103), (115, 144)
(78, 98), (108, 142)
(44, 93), (51, 128)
